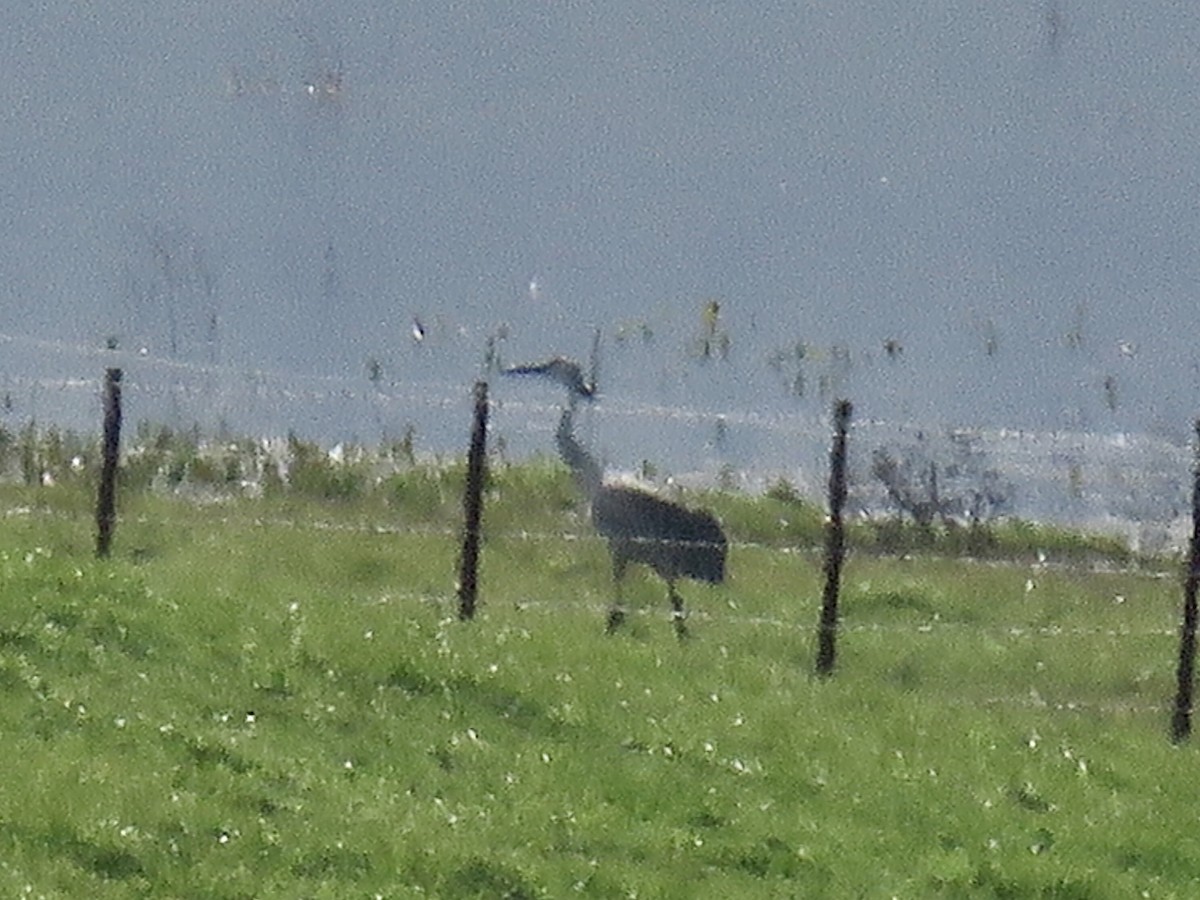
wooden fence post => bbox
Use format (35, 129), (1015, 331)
(457, 381), (489, 621)
(96, 367), (123, 559)
(1170, 419), (1200, 742)
(816, 399), (853, 677)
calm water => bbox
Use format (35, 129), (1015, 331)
(2, 323), (1191, 553)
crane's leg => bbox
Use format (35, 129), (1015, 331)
(668, 581), (689, 641)
(606, 555), (628, 634)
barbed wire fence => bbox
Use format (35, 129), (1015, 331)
(2, 327), (1198, 733)
(1, 468), (1186, 722)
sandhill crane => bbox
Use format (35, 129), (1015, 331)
(552, 399), (726, 639)
(503, 352), (726, 637)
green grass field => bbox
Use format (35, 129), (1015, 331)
(0, 466), (1196, 899)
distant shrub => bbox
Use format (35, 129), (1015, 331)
(489, 458), (576, 512)
(704, 488), (824, 549)
(765, 477), (803, 505)
(382, 466), (459, 522)
(285, 433), (366, 502)
(188, 449), (242, 487)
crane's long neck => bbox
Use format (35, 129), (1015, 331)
(556, 403), (603, 499)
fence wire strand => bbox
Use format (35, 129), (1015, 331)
(0, 327), (1191, 724)
(0, 503), (1181, 719)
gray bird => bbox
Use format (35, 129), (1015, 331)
(502, 356), (596, 402)
(554, 404), (726, 639)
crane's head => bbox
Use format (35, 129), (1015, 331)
(502, 356), (596, 401)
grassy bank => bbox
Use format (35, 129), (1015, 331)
(0, 463), (1193, 898)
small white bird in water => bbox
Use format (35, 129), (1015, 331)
(502, 356), (596, 401)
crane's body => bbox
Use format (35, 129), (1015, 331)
(555, 405), (726, 638)
(593, 484), (726, 587)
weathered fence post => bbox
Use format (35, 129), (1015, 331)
(1170, 419), (1200, 742)
(816, 399), (853, 677)
(457, 380), (489, 621)
(95, 367), (123, 559)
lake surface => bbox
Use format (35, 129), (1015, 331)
(4, 4), (1198, 548)
(2, 321), (1191, 554)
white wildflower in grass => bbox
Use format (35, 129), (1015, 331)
(433, 797), (458, 826)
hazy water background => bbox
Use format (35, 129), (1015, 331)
(3, 3), (1198, 547)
